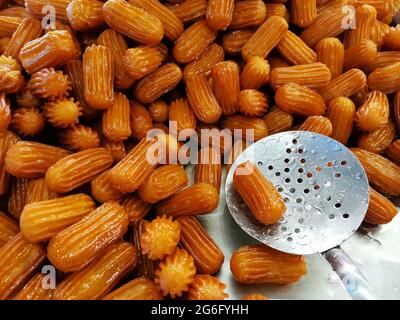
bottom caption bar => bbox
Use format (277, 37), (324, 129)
(149, 302), (250, 318)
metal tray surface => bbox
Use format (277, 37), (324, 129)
(340, 204), (400, 300)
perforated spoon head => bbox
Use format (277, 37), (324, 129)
(225, 131), (370, 255)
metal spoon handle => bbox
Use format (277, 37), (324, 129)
(323, 247), (377, 300)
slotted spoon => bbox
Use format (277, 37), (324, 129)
(225, 131), (378, 299)
(225, 131), (370, 255)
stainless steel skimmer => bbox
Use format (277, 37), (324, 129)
(225, 131), (370, 255)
